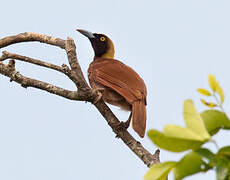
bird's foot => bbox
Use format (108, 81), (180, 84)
(92, 88), (104, 104)
(121, 118), (131, 129)
(114, 118), (131, 138)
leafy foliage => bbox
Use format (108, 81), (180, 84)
(197, 88), (212, 96)
(148, 100), (210, 152)
(148, 130), (203, 152)
(208, 74), (225, 104)
(145, 75), (230, 180)
(144, 162), (176, 180)
(200, 99), (217, 108)
(173, 151), (206, 180)
(201, 110), (230, 135)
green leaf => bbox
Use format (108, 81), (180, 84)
(208, 74), (225, 103)
(197, 88), (212, 96)
(173, 151), (205, 180)
(209, 74), (218, 92)
(216, 157), (229, 180)
(148, 100), (211, 152)
(162, 100), (210, 142)
(218, 146), (230, 159)
(217, 85), (225, 104)
(148, 130), (203, 152)
(200, 110), (230, 136)
(164, 125), (208, 141)
(216, 147), (230, 180)
(196, 148), (216, 163)
(144, 161), (176, 180)
(200, 99), (217, 108)
(183, 100), (210, 140)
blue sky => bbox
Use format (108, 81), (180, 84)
(1, 0), (230, 179)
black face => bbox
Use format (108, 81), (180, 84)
(89, 33), (108, 57)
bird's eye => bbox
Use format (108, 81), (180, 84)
(100, 37), (106, 41)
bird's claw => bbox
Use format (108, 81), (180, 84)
(92, 88), (104, 104)
(114, 120), (131, 138)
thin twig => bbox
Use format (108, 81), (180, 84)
(0, 51), (65, 73)
(213, 93), (226, 113)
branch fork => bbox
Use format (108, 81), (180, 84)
(0, 32), (159, 167)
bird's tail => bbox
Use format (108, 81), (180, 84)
(132, 100), (146, 138)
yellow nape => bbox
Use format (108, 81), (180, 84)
(101, 37), (115, 59)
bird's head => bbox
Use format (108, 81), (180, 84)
(77, 29), (115, 59)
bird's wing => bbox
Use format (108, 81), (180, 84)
(89, 59), (147, 104)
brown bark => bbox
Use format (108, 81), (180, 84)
(0, 32), (160, 167)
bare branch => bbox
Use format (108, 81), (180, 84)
(0, 32), (66, 49)
(0, 61), (88, 101)
(94, 100), (160, 166)
(65, 37), (89, 90)
(0, 51), (64, 73)
(0, 51), (89, 95)
(0, 32), (160, 168)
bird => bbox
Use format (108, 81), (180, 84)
(77, 29), (147, 138)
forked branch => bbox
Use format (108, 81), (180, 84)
(0, 32), (160, 167)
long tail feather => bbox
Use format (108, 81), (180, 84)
(132, 100), (146, 138)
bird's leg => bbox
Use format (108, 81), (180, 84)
(92, 88), (104, 104)
(119, 112), (132, 128)
(115, 112), (132, 138)
(123, 112), (132, 129)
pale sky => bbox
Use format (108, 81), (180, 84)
(1, 0), (230, 179)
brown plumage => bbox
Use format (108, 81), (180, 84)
(77, 29), (147, 138)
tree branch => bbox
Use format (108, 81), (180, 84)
(0, 32), (66, 49)
(94, 100), (160, 166)
(0, 51), (64, 73)
(0, 32), (160, 168)
(0, 61), (88, 101)
(65, 37), (90, 90)
(0, 51), (87, 94)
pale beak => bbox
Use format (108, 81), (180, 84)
(76, 29), (95, 38)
